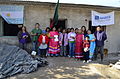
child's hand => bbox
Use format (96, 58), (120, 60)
(84, 47), (89, 52)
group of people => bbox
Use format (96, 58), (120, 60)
(17, 23), (107, 63)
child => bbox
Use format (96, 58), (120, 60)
(59, 29), (68, 57)
(38, 30), (49, 58)
(83, 36), (90, 63)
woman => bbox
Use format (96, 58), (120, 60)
(66, 28), (71, 56)
(68, 28), (76, 58)
(17, 26), (31, 50)
(75, 29), (84, 59)
(81, 26), (87, 37)
(48, 27), (60, 57)
(87, 30), (96, 61)
(59, 29), (68, 57)
(46, 27), (51, 37)
(75, 28), (79, 34)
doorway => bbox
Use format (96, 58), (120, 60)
(50, 19), (67, 30)
(89, 21), (106, 33)
(3, 20), (19, 36)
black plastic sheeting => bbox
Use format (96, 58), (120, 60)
(0, 44), (48, 79)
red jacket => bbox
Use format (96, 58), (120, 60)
(83, 40), (90, 48)
(38, 34), (49, 44)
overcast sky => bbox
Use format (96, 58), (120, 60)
(28, 0), (120, 7)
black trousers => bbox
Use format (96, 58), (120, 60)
(94, 46), (104, 61)
(83, 51), (89, 62)
(40, 49), (47, 57)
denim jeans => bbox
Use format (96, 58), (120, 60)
(32, 41), (38, 52)
(60, 46), (67, 56)
(19, 43), (27, 50)
(38, 49), (47, 57)
(69, 42), (75, 57)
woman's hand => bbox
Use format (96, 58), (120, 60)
(50, 37), (55, 39)
(70, 36), (75, 39)
(90, 39), (96, 42)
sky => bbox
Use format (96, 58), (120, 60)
(26, 0), (120, 7)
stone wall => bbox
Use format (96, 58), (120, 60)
(0, 2), (120, 53)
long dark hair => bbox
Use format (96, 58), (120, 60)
(21, 26), (27, 32)
(81, 26), (87, 34)
(46, 27), (51, 32)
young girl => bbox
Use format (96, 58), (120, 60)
(68, 28), (76, 58)
(59, 29), (68, 57)
(75, 29), (84, 59)
(83, 36), (90, 63)
(38, 30), (49, 58)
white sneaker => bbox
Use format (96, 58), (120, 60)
(87, 60), (90, 63)
(88, 59), (92, 62)
(83, 60), (86, 63)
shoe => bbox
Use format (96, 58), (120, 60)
(83, 60), (86, 63)
(88, 59), (92, 62)
(68, 55), (71, 58)
(87, 60), (90, 63)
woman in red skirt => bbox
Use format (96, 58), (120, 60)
(75, 29), (84, 60)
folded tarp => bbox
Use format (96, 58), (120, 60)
(0, 44), (48, 78)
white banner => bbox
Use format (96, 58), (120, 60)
(91, 11), (114, 26)
(0, 5), (24, 24)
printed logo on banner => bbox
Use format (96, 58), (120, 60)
(95, 15), (111, 21)
(92, 11), (114, 26)
(95, 16), (99, 20)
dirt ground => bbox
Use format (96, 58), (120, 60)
(8, 56), (120, 79)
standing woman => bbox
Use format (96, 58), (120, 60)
(48, 27), (60, 57)
(75, 29), (84, 59)
(17, 26), (31, 50)
(46, 27), (51, 37)
(59, 29), (68, 57)
(87, 30), (96, 61)
(68, 28), (76, 58)
(75, 28), (79, 34)
(45, 27), (51, 56)
(81, 26), (87, 37)
(66, 28), (71, 56)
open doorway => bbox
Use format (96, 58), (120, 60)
(89, 21), (106, 33)
(3, 20), (20, 36)
(50, 19), (67, 30)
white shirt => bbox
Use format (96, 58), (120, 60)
(42, 36), (46, 43)
(68, 32), (76, 41)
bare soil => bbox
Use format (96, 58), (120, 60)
(8, 56), (120, 79)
